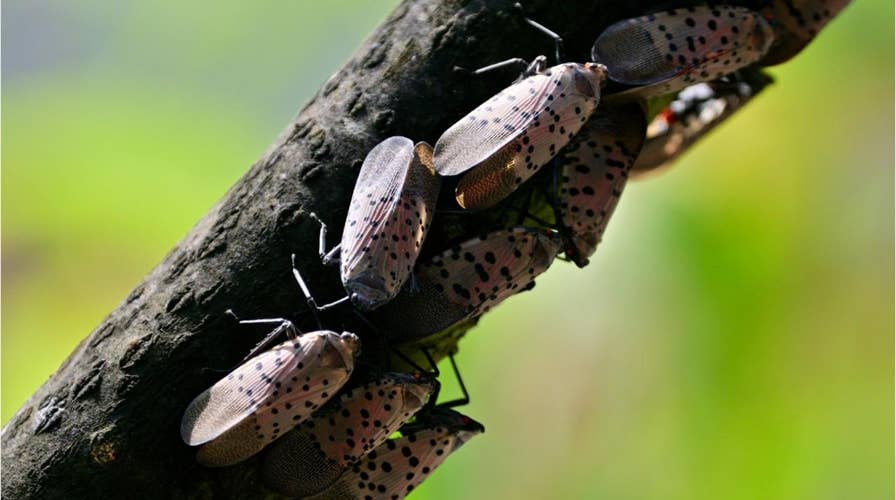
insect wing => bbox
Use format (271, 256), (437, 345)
(632, 69), (773, 176)
(420, 227), (563, 319)
(194, 415), (262, 467)
(558, 103), (647, 266)
(593, 6), (774, 99)
(262, 373), (437, 497)
(311, 408), (484, 500)
(340, 138), (441, 311)
(435, 67), (562, 176)
(367, 284), (472, 343)
(435, 63), (605, 209)
(759, 0), (852, 65)
(181, 331), (358, 447)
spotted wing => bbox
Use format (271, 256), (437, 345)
(262, 374), (436, 497)
(304, 373), (435, 465)
(442, 64), (603, 209)
(418, 227), (563, 320)
(194, 415), (263, 467)
(759, 0), (852, 65)
(594, 6), (774, 99)
(632, 69), (773, 176)
(341, 138), (440, 310)
(434, 68), (557, 177)
(181, 331), (356, 447)
(311, 409), (484, 500)
(435, 63), (600, 182)
(557, 103), (647, 267)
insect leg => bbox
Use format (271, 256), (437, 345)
(502, 184), (552, 228)
(315, 295), (351, 312)
(309, 212), (341, 266)
(291, 253), (349, 316)
(348, 308), (394, 369)
(458, 57), (530, 76)
(225, 310), (300, 363)
(547, 157), (570, 231)
(391, 346), (433, 377)
(322, 245), (341, 266)
(513, 2), (565, 64)
(241, 320), (298, 362)
(437, 351), (471, 409)
(408, 271), (421, 293)
(290, 254), (325, 328)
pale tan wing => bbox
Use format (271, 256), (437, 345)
(557, 103), (647, 266)
(311, 409), (483, 500)
(594, 6), (773, 99)
(434, 70), (554, 176)
(341, 138), (440, 310)
(454, 79), (600, 209)
(418, 227), (563, 320)
(261, 374), (436, 497)
(434, 63), (598, 177)
(760, 0), (852, 65)
(180, 331), (356, 447)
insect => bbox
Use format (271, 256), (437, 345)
(181, 329), (360, 466)
(262, 372), (438, 497)
(593, 6), (775, 101)
(554, 102), (647, 267)
(756, 0), (853, 65)
(307, 407), (485, 500)
(310, 136), (440, 312)
(433, 6), (607, 210)
(372, 226), (564, 342)
(631, 68), (774, 177)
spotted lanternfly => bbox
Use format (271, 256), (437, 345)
(433, 61), (607, 210)
(181, 330), (360, 466)
(262, 373), (437, 497)
(373, 226), (563, 342)
(313, 137), (440, 312)
(632, 69), (774, 177)
(756, 0), (852, 65)
(593, 6), (774, 101)
(555, 103), (647, 267)
(307, 407), (484, 500)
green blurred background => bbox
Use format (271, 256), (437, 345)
(2, 1), (892, 498)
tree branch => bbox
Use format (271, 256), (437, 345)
(2, 0), (691, 497)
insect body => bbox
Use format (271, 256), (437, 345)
(434, 61), (607, 210)
(632, 69), (774, 177)
(262, 373), (437, 497)
(314, 136), (440, 311)
(181, 330), (360, 466)
(756, 0), (853, 65)
(307, 407), (484, 500)
(556, 103), (647, 267)
(593, 6), (774, 100)
(373, 226), (563, 342)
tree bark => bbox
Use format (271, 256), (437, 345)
(2, 0), (692, 497)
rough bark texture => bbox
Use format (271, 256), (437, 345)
(2, 0), (708, 497)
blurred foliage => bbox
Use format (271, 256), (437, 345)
(2, 1), (892, 499)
